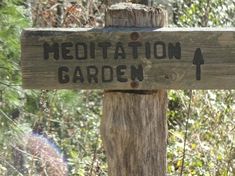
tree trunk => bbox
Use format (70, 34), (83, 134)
(101, 2), (168, 176)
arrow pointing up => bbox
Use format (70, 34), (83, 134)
(193, 48), (204, 81)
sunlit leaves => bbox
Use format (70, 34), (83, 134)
(168, 90), (235, 175)
(172, 0), (235, 27)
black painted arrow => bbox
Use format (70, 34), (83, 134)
(193, 48), (204, 81)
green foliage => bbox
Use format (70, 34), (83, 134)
(167, 1), (235, 175)
(167, 90), (235, 175)
(0, 1), (30, 175)
(172, 0), (235, 27)
(0, 0), (29, 113)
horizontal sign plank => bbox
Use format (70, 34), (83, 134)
(21, 28), (235, 89)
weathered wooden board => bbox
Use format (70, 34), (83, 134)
(21, 28), (235, 89)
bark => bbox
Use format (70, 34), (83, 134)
(101, 2), (168, 176)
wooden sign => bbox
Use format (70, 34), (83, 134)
(21, 28), (235, 89)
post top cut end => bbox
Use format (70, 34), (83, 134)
(105, 2), (168, 28)
(109, 3), (149, 11)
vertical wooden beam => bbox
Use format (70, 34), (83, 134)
(101, 2), (168, 176)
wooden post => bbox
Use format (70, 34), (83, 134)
(106, 0), (128, 5)
(106, 0), (153, 6)
(101, 2), (168, 176)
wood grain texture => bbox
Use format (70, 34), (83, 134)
(106, 1), (152, 6)
(105, 3), (167, 27)
(101, 2), (167, 176)
(21, 27), (235, 89)
(101, 91), (167, 176)
(106, 0), (128, 6)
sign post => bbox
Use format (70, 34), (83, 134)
(21, 28), (235, 89)
(101, 3), (167, 176)
(20, 1), (235, 176)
